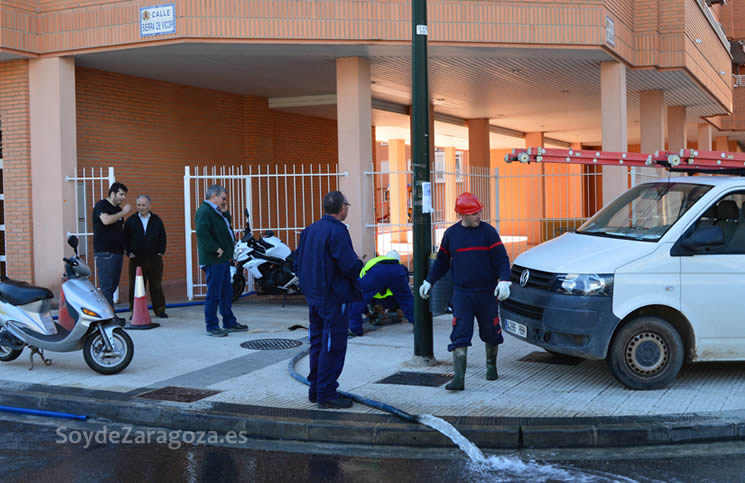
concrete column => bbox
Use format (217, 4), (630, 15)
(715, 135), (730, 152)
(336, 57), (375, 260)
(444, 147), (457, 222)
(668, 105), (687, 152)
(639, 90), (665, 184)
(29, 57), (77, 291)
(600, 62), (628, 205)
(467, 118), (490, 168)
(697, 123), (713, 151)
(468, 118), (489, 214)
(388, 139), (408, 242)
(525, 132), (546, 225)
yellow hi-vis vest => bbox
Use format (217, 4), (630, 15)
(359, 256), (397, 299)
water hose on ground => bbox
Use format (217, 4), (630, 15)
(0, 405), (87, 420)
(288, 348), (418, 423)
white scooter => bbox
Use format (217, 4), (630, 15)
(231, 209), (300, 301)
(0, 236), (134, 374)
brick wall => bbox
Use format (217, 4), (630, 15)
(0, 60), (33, 282)
(75, 67), (338, 294)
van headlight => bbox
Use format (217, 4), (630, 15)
(553, 274), (613, 296)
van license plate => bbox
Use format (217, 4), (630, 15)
(505, 319), (527, 338)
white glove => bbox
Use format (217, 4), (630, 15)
(495, 281), (511, 301)
(419, 280), (432, 300)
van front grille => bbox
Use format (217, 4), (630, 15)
(510, 265), (555, 290)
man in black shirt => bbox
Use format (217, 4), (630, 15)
(124, 194), (168, 318)
(93, 182), (132, 320)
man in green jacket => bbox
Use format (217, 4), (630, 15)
(195, 184), (248, 337)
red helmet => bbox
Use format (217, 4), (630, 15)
(455, 192), (483, 215)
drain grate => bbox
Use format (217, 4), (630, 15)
(376, 371), (454, 387)
(518, 351), (584, 366)
(136, 386), (221, 403)
(241, 338), (303, 350)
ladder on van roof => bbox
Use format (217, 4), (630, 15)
(505, 148), (745, 175)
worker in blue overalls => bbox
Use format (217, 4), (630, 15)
(419, 192), (512, 391)
(295, 191), (363, 409)
(348, 250), (414, 336)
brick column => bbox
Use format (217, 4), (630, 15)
(336, 57), (375, 260)
(0, 60), (34, 282)
(668, 105), (687, 152)
(600, 62), (628, 205)
(697, 123), (713, 151)
(639, 90), (665, 184)
(29, 57), (78, 292)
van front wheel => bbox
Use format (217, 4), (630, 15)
(607, 316), (684, 390)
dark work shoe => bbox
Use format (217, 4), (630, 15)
(206, 328), (229, 337)
(317, 397), (353, 409)
(224, 323), (248, 332)
(113, 316), (126, 327)
(155, 312), (168, 319)
(308, 395), (317, 403)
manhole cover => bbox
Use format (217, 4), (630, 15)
(136, 386), (221, 403)
(376, 371), (454, 387)
(241, 338), (303, 350)
(518, 351), (584, 366)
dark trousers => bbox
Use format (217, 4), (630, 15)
(308, 302), (349, 402)
(348, 264), (414, 335)
(128, 255), (166, 315)
(202, 262), (237, 331)
(95, 251), (123, 308)
(449, 288), (504, 352)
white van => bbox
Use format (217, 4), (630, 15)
(501, 176), (745, 389)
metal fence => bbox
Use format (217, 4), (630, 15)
(183, 164), (345, 299)
(367, 163), (610, 269)
(66, 167), (116, 291)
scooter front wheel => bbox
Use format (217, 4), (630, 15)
(0, 328), (23, 361)
(83, 328), (134, 375)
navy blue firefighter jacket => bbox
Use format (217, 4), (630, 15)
(426, 222), (511, 291)
(295, 215), (363, 306)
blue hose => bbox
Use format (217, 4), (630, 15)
(288, 348), (418, 423)
(0, 405), (87, 421)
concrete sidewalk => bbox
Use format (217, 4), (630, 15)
(2, 297), (745, 449)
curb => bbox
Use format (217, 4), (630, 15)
(2, 384), (745, 449)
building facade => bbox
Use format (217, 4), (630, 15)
(0, 0), (742, 297)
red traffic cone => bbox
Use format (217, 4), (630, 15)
(58, 285), (75, 331)
(125, 266), (160, 330)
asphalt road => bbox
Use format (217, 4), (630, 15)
(1, 413), (743, 482)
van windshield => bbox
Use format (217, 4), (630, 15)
(576, 182), (712, 242)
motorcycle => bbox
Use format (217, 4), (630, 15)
(231, 209), (300, 301)
(0, 236), (134, 374)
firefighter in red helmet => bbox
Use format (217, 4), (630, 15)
(419, 192), (511, 390)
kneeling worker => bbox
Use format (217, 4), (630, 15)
(419, 192), (512, 391)
(348, 250), (414, 337)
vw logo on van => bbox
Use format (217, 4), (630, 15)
(520, 269), (530, 287)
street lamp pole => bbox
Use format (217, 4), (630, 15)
(411, 0), (434, 359)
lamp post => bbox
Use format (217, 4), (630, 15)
(411, 0), (434, 359)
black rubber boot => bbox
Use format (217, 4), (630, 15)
(445, 347), (467, 391)
(486, 343), (499, 380)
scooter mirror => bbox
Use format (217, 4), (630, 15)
(68, 235), (79, 254)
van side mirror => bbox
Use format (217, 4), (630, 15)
(672, 225), (725, 256)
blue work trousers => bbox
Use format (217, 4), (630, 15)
(448, 288), (504, 352)
(202, 262), (237, 331)
(308, 302), (349, 402)
(95, 251), (123, 308)
(348, 264), (414, 335)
